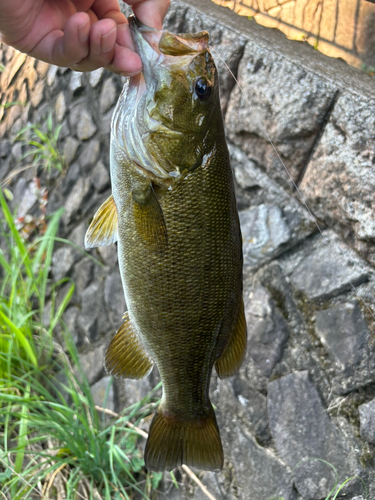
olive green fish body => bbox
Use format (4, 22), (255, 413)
(114, 139), (242, 413)
(85, 17), (247, 472)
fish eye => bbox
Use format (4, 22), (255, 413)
(194, 78), (212, 101)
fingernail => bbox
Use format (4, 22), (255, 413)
(120, 70), (142, 78)
(78, 20), (89, 43)
(101, 27), (116, 53)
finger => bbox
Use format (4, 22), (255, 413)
(71, 18), (117, 72)
(106, 43), (142, 76)
(24, 12), (91, 67)
(54, 12), (91, 66)
(123, 0), (171, 30)
(91, 0), (128, 24)
(115, 22), (136, 54)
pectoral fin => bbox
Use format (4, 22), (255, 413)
(215, 300), (247, 379)
(132, 183), (168, 252)
(105, 312), (154, 379)
(85, 195), (118, 249)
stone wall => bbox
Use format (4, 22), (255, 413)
(1, 0), (375, 498)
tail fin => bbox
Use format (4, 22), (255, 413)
(144, 406), (223, 472)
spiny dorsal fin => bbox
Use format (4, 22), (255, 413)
(145, 405), (223, 472)
(132, 183), (168, 252)
(85, 195), (118, 249)
(215, 300), (247, 379)
(104, 312), (154, 379)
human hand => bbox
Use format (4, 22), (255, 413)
(0, 0), (170, 75)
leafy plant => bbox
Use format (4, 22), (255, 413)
(361, 63), (375, 76)
(0, 338), (164, 500)
(0, 101), (23, 109)
(16, 112), (65, 177)
(0, 187), (75, 379)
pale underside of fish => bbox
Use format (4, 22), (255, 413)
(85, 15), (247, 472)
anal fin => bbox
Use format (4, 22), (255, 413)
(85, 195), (118, 249)
(105, 312), (154, 379)
(132, 183), (167, 252)
(215, 299), (247, 379)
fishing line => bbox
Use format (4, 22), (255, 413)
(210, 45), (375, 322)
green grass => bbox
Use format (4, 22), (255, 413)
(0, 344), (163, 499)
(0, 188), (166, 499)
(0, 186), (74, 378)
(15, 111), (65, 178)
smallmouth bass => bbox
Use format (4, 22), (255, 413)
(85, 16), (246, 472)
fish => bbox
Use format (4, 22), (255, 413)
(85, 15), (247, 473)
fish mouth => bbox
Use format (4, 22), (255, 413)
(128, 15), (209, 85)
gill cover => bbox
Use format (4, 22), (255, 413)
(111, 16), (219, 182)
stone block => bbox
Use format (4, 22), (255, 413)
(104, 272), (126, 315)
(72, 257), (95, 298)
(63, 306), (81, 345)
(30, 80), (44, 107)
(79, 343), (106, 385)
(315, 300), (375, 393)
(268, 371), (358, 499)
(68, 221), (87, 251)
(36, 60), (49, 77)
(78, 282), (104, 342)
(90, 376), (115, 412)
(99, 106), (115, 134)
(212, 379), (294, 500)
(76, 109), (97, 141)
(359, 398), (375, 444)
(0, 139), (11, 158)
(15, 179), (38, 219)
(55, 92), (67, 122)
(1, 51), (26, 88)
(78, 139), (100, 171)
(225, 42), (337, 190)
(231, 145), (316, 270)
(99, 77), (118, 113)
(63, 137), (80, 165)
(69, 71), (84, 93)
(232, 377), (271, 442)
(47, 65), (58, 86)
(240, 204), (291, 268)
(245, 285), (289, 376)
(52, 246), (77, 281)
(89, 67), (104, 88)
(18, 81), (27, 106)
(300, 92), (375, 266)
(97, 243), (118, 266)
(18, 58), (37, 93)
(92, 161), (110, 192)
(288, 231), (370, 300)
(62, 177), (93, 225)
